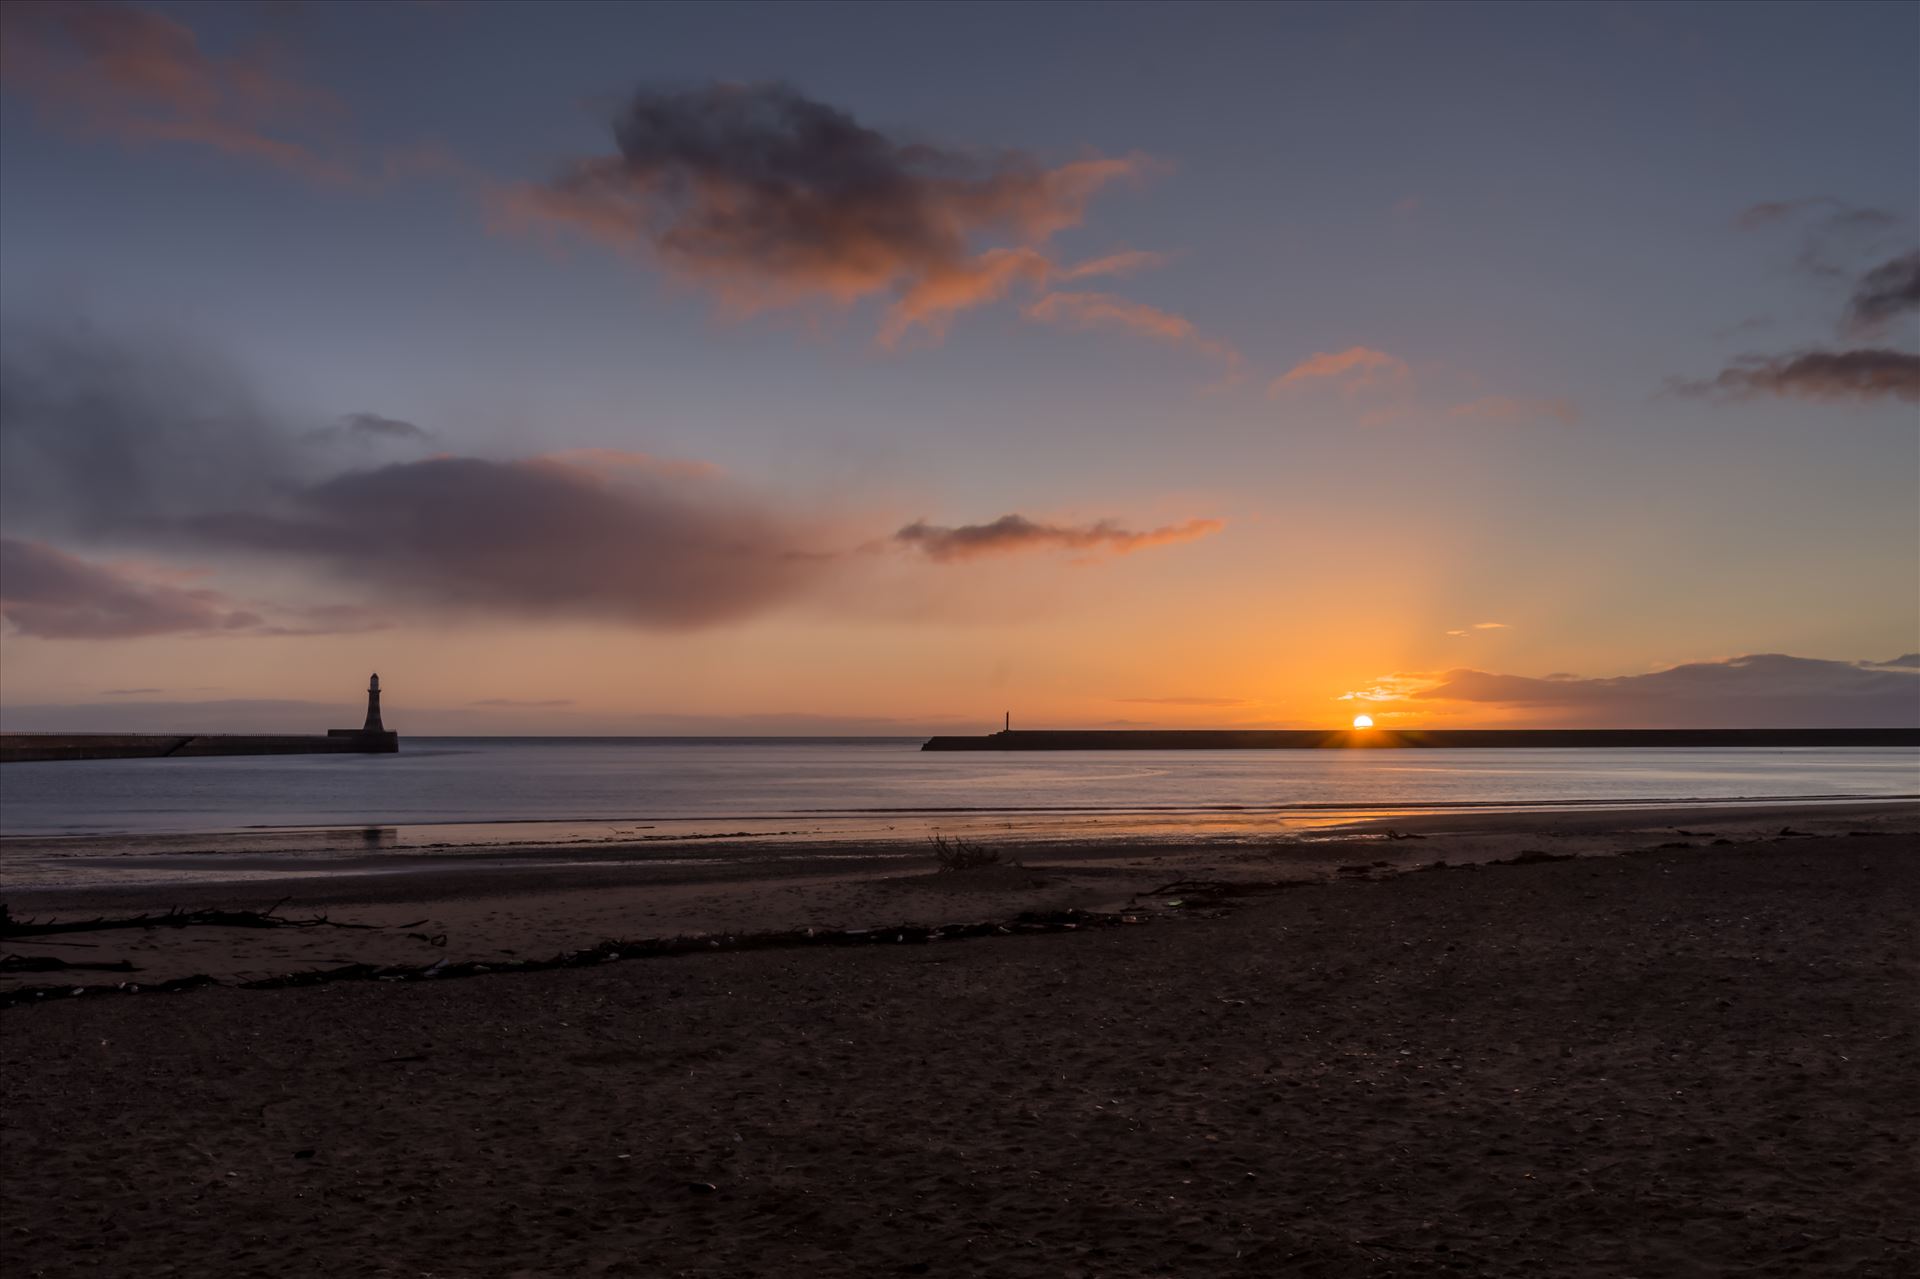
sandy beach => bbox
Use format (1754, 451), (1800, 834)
(2, 803), (1916, 1277)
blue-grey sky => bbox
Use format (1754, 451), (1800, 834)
(1, 0), (1915, 730)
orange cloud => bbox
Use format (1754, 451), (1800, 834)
(1337, 674), (1438, 704)
(880, 248), (1172, 342)
(894, 514), (1224, 563)
(881, 249), (1051, 346)
(1058, 250), (1171, 281)
(0, 1), (351, 183)
(493, 83), (1151, 340)
(489, 159), (649, 253)
(1023, 291), (1241, 366)
(1269, 346), (1410, 394)
(1270, 348), (1581, 428)
(1447, 396), (1580, 424)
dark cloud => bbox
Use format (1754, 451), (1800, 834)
(0, 538), (388, 640)
(1675, 348), (1919, 403)
(0, 537), (263, 639)
(3, 321), (1213, 633)
(101, 687), (163, 695)
(0, 319), (305, 538)
(894, 514), (1223, 563)
(340, 412), (433, 441)
(494, 82), (1146, 341)
(470, 698), (575, 708)
(1844, 251), (1920, 336)
(1686, 233), (1920, 400)
(301, 411), (437, 455)
(0, 322), (826, 628)
(178, 455), (836, 628)
(1733, 198), (1895, 233)
(1878, 654), (1920, 669)
(1734, 198), (1903, 279)
(1410, 653), (1919, 729)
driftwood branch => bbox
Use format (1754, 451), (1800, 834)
(1135, 879), (1298, 904)
(1140, 879), (1244, 899)
(2, 908), (1149, 1008)
(1, 954), (139, 974)
(0, 900), (425, 939)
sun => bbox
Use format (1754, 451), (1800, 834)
(1351, 714), (1375, 729)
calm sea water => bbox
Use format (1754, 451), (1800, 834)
(2, 738), (1915, 841)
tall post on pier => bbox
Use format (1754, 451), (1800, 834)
(1004, 711), (1010, 733)
(363, 673), (385, 733)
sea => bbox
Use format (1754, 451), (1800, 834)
(3, 737), (1915, 846)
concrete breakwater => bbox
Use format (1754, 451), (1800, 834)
(1, 731), (399, 764)
(1, 675), (400, 763)
(921, 728), (1920, 750)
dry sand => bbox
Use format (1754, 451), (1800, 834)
(2, 810), (1917, 1276)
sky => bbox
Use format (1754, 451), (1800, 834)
(1, 0), (1916, 733)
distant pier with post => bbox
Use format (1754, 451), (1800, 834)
(922, 727), (1920, 750)
(0, 675), (401, 764)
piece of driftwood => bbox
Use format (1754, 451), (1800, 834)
(1139, 879), (1244, 899)
(0, 909), (1145, 1008)
(0, 900), (424, 938)
(1133, 879), (1303, 908)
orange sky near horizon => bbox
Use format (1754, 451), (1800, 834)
(5, 523), (1911, 733)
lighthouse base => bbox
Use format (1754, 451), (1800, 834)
(327, 729), (400, 752)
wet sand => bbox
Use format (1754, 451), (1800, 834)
(1, 805), (1916, 1276)
(1, 801), (1911, 989)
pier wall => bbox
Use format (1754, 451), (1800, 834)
(1, 732), (399, 764)
(921, 728), (1920, 751)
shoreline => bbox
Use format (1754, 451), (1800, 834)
(5, 790), (1914, 872)
(4, 799), (1913, 994)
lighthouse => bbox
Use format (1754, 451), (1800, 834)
(363, 673), (385, 733)
(328, 674), (399, 751)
